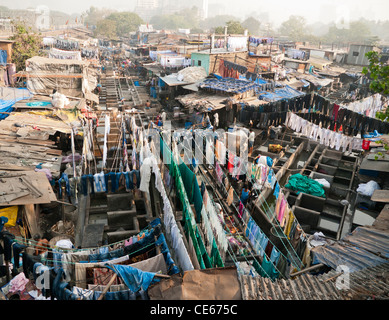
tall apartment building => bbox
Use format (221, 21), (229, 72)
(134, 0), (160, 22)
(135, 0), (208, 23)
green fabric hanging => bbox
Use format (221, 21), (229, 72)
(285, 173), (326, 198)
(252, 256), (279, 280)
(178, 162), (203, 223)
(260, 255), (279, 280)
(211, 240), (224, 268)
(160, 135), (213, 269)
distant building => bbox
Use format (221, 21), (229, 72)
(299, 47), (337, 61)
(34, 5), (50, 31)
(0, 18), (13, 34)
(283, 58), (310, 73)
(191, 48), (248, 75)
(346, 44), (380, 66)
(201, 0), (209, 20)
(134, 0), (160, 22)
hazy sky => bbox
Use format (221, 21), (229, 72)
(1, 0), (389, 25)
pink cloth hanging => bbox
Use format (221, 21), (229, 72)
(215, 162), (223, 184)
(238, 201), (244, 219)
(277, 195), (287, 223)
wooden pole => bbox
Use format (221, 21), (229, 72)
(290, 263), (325, 278)
(61, 185), (66, 223)
(97, 273), (117, 300)
(324, 272), (343, 283)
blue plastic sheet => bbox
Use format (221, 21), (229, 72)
(26, 101), (52, 107)
(0, 50), (7, 66)
(108, 264), (158, 292)
(199, 77), (262, 94)
(258, 85), (305, 102)
(0, 88), (32, 120)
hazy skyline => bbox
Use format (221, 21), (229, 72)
(1, 0), (389, 26)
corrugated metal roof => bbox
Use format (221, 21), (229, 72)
(239, 262), (389, 300)
(239, 222), (389, 300)
(311, 226), (389, 273)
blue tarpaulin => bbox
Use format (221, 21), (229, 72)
(108, 264), (159, 292)
(0, 87), (33, 120)
(0, 50), (7, 66)
(199, 77), (262, 94)
(26, 101), (52, 107)
(258, 85), (305, 102)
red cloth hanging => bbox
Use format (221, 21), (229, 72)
(362, 140), (371, 150)
(227, 154), (234, 173)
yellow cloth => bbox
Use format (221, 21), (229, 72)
(227, 187), (234, 206)
(284, 210), (294, 239)
(215, 140), (220, 161)
(0, 206), (19, 227)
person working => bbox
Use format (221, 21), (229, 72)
(204, 113), (211, 128)
(240, 185), (250, 205)
(248, 129), (255, 155)
(33, 234), (50, 256)
(161, 111), (166, 125)
(213, 113), (219, 128)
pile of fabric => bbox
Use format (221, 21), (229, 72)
(285, 173), (326, 198)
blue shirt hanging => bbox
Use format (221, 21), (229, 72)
(274, 182), (280, 199)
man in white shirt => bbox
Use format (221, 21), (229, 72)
(213, 113), (219, 128)
(248, 129), (255, 155)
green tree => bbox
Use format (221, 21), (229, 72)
(95, 19), (117, 39)
(199, 15), (237, 31)
(348, 19), (372, 43)
(242, 17), (261, 35)
(362, 51), (389, 95)
(361, 50), (389, 158)
(83, 6), (116, 27)
(279, 15), (306, 41)
(106, 12), (144, 37)
(150, 14), (187, 30)
(150, 7), (200, 30)
(214, 20), (244, 35)
(324, 19), (372, 45)
(9, 22), (42, 71)
(213, 26), (224, 34)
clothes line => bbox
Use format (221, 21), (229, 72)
(285, 112), (363, 151)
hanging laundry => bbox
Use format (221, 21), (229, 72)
(259, 255), (279, 280)
(270, 247), (281, 265)
(273, 182), (280, 199)
(277, 196), (288, 224)
(238, 201), (244, 219)
(58, 173), (71, 197)
(227, 187), (234, 206)
(215, 162), (223, 184)
(94, 172), (107, 192)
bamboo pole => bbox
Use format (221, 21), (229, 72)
(97, 274), (118, 300)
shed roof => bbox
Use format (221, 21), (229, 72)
(311, 226), (389, 273)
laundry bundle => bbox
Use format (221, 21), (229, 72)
(285, 173), (326, 198)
